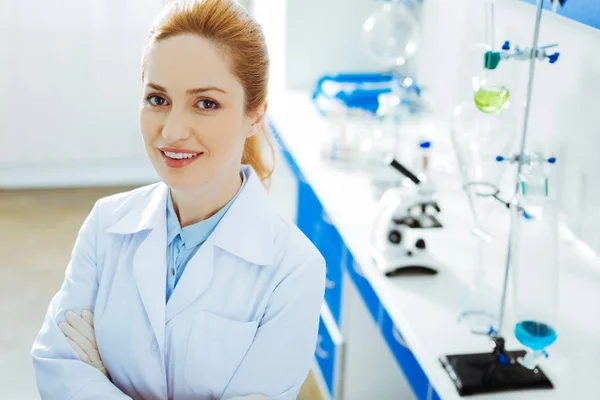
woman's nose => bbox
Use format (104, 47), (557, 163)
(161, 110), (192, 143)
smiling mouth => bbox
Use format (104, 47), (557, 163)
(158, 149), (204, 168)
(161, 150), (202, 159)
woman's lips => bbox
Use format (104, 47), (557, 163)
(159, 149), (203, 168)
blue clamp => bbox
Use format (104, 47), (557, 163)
(498, 353), (510, 366)
(502, 41), (511, 51)
(495, 154), (557, 164)
(548, 52), (560, 64)
(542, 349), (550, 358)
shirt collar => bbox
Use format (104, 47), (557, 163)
(165, 170), (247, 250)
(106, 165), (278, 265)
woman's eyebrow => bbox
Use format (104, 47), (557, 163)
(144, 82), (227, 95)
(186, 86), (227, 95)
(145, 82), (168, 92)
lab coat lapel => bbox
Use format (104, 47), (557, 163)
(211, 166), (277, 266)
(112, 184), (170, 358)
(133, 226), (167, 356)
(165, 236), (215, 323)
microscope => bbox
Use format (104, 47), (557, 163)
(370, 158), (443, 276)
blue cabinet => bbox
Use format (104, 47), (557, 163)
(315, 305), (344, 400)
(296, 180), (344, 325)
(381, 308), (440, 400)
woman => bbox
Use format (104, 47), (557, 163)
(31, 1), (326, 399)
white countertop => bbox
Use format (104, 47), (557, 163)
(268, 90), (600, 400)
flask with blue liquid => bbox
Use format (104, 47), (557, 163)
(510, 154), (559, 369)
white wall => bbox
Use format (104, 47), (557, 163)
(0, 0), (166, 188)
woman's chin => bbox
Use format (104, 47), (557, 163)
(157, 169), (209, 190)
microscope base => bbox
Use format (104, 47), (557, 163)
(439, 350), (553, 396)
(371, 248), (439, 277)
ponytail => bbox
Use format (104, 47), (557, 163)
(242, 121), (276, 189)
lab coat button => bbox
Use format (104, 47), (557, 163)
(150, 341), (159, 352)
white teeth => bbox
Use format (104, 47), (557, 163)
(163, 151), (199, 159)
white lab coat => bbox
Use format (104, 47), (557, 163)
(32, 166), (326, 400)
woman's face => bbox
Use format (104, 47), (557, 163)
(140, 34), (256, 190)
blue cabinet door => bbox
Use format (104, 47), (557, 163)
(316, 316), (336, 397)
(296, 180), (323, 246)
(315, 305), (344, 400)
(381, 308), (440, 400)
(320, 211), (344, 325)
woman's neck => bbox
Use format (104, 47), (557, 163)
(170, 166), (243, 228)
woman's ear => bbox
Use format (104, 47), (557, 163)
(247, 102), (268, 138)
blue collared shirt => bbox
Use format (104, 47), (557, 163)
(165, 173), (247, 302)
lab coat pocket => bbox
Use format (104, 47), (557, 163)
(184, 310), (259, 397)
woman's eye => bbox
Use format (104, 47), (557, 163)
(147, 95), (168, 107)
(197, 99), (218, 110)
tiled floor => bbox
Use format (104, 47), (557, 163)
(0, 158), (322, 400)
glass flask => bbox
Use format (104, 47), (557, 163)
(451, 100), (516, 334)
(362, 0), (419, 69)
(473, 0), (510, 114)
(510, 155), (559, 369)
(473, 51), (510, 114)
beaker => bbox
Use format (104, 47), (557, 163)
(510, 155), (559, 369)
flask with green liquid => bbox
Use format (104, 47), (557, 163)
(474, 50), (510, 114)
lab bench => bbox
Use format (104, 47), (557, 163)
(268, 90), (600, 400)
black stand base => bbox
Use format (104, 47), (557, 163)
(440, 349), (553, 396)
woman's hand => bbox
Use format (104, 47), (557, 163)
(59, 310), (109, 379)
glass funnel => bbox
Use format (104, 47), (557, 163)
(451, 100), (516, 334)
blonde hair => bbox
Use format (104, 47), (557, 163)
(142, 0), (275, 185)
